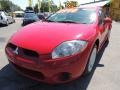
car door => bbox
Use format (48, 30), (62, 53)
(98, 10), (108, 45)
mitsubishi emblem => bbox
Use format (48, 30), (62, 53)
(14, 47), (19, 55)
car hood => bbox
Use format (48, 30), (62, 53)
(10, 22), (96, 54)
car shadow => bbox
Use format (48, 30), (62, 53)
(0, 24), (7, 28)
(0, 42), (109, 90)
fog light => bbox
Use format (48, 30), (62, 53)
(59, 72), (71, 81)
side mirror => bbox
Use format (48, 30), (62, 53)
(104, 17), (112, 23)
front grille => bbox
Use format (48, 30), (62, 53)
(6, 43), (39, 60)
(7, 43), (17, 51)
(22, 48), (39, 58)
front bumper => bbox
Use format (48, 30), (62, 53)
(5, 44), (91, 84)
(0, 20), (6, 24)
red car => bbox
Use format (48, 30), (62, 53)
(5, 7), (112, 84)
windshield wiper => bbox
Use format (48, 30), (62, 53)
(44, 19), (79, 24)
(44, 19), (56, 22)
(56, 20), (79, 24)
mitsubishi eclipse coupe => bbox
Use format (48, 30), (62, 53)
(5, 7), (112, 84)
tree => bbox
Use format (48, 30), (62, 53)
(34, 4), (39, 13)
(40, 2), (49, 12)
(33, 0), (58, 13)
(58, 5), (64, 10)
(0, 0), (22, 12)
(40, 1), (58, 12)
(0, 0), (10, 12)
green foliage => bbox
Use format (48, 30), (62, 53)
(40, 2), (50, 12)
(34, 1), (58, 13)
(0, 0), (22, 12)
(0, 0), (10, 11)
(58, 5), (64, 10)
(34, 4), (39, 13)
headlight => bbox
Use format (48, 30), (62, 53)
(52, 40), (88, 59)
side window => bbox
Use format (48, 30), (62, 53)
(98, 10), (105, 25)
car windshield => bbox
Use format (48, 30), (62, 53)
(47, 8), (97, 24)
(24, 13), (39, 19)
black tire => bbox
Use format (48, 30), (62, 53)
(83, 45), (97, 75)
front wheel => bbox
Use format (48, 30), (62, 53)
(84, 45), (97, 74)
(5, 20), (9, 26)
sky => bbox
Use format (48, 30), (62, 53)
(10, 0), (96, 10)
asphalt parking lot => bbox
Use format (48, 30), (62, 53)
(0, 19), (120, 90)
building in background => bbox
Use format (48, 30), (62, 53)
(109, 0), (120, 21)
(13, 11), (24, 17)
(79, 0), (120, 21)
